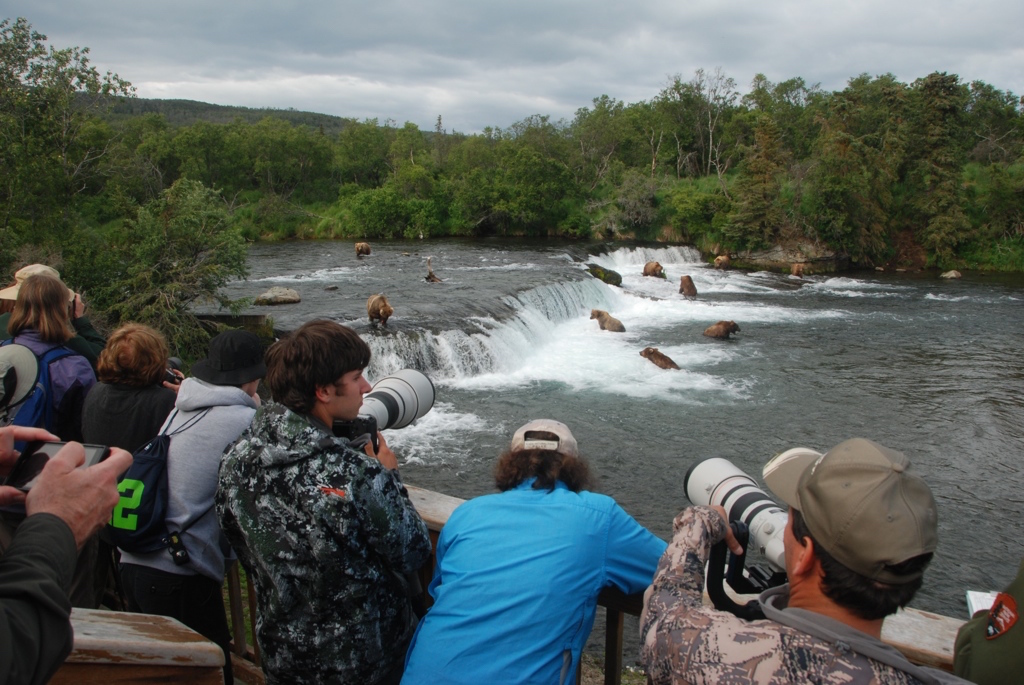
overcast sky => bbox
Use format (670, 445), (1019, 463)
(15, 1), (1024, 133)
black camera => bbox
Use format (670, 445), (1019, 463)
(334, 414), (380, 452)
(164, 356), (182, 385)
(333, 369), (434, 452)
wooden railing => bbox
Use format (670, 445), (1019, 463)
(222, 485), (964, 685)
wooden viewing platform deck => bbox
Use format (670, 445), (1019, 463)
(55, 485), (966, 684)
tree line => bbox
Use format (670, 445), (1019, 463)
(2, 17), (1022, 354)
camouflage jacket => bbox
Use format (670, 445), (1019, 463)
(640, 506), (966, 685)
(217, 402), (431, 684)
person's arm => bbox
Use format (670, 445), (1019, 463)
(0, 514), (77, 685)
(644, 506), (736, 611)
(603, 502), (668, 595)
(640, 506), (746, 685)
(67, 294), (106, 367)
(350, 454), (431, 575)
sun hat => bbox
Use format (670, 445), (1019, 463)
(762, 437), (938, 584)
(0, 264), (76, 303)
(191, 331), (266, 386)
(510, 419), (578, 458)
(0, 344), (39, 416)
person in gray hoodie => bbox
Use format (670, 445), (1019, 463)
(119, 330), (265, 685)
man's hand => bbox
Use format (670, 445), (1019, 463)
(710, 505), (745, 556)
(364, 431), (398, 470)
(25, 443), (132, 549)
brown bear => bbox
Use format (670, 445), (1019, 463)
(703, 320), (740, 339)
(367, 294), (394, 326)
(713, 254), (731, 269)
(679, 275), (697, 299)
(791, 262), (805, 278)
(590, 309), (625, 332)
(640, 347), (679, 370)
(425, 257), (442, 283)
(642, 261), (665, 278)
(355, 242), (371, 257)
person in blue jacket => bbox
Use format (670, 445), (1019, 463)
(401, 419), (667, 685)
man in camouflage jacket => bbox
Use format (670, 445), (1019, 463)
(641, 439), (968, 685)
(217, 320), (431, 685)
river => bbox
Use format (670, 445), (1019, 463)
(217, 237), (1024, 628)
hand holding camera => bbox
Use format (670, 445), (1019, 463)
(163, 356), (184, 388)
(23, 441), (133, 548)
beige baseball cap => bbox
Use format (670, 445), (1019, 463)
(510, 419), (578, 457)
(0, 264), (75, 303)
(762, 438), (938, 584)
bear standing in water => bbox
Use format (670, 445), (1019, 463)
(703, 321), (740, 339)
(367, 294), (394, 326)
(679, 275), (697, 299)
(590, 309), (625, 332)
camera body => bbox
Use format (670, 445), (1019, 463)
(333, 414), (380, 451)
(164, 356), (182, 385)
(4, 441), (110, 492)
(333, 369), (434, 451)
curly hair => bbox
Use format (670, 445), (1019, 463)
(265, 319), (371, 414)
(494, 434), (594, 493)
(791, 508), (931, 620)
(7, 274), (74, 343)
(96, 323), (170, 386)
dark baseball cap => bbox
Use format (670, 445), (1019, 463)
(763, 438), (938, 584)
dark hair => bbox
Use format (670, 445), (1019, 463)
(264, 319), (371, 414)
(494, 432), (593, 493)
(8, 274), (74, 343)
(791, 509), (931, 620)
(96, 323), (170, 386)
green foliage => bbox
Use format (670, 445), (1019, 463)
(0, 17), (133, 249)
(725, 115), (787, 248)
(613, 169), (660, 234)
(805, 88), (898, 263)
(87, 179), (249, 359)
(664, 178), (733, 249)
(907, 73), (971, 266)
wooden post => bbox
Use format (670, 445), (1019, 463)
(226, 561), (247, 656)
(604, 607), (624, 685)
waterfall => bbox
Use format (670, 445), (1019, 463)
(592, 245), (703, 270)
(365, 277), (615, 381)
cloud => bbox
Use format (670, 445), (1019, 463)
(18, 0), (1024, 133)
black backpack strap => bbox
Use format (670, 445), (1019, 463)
(164, 407), (211, 437)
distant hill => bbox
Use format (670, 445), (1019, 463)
(95, 95), (353, 135)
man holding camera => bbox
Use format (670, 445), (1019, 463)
(217, 319), (431, 685)
(0, 426), (132, 685)
(641, 438), (967, 684)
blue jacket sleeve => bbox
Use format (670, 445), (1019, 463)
(0, 513), (77, 685)
(604, 502), (668, 595)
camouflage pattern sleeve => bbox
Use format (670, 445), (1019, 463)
(350, 464), (432, 575)
(640, 506), (791, 684)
